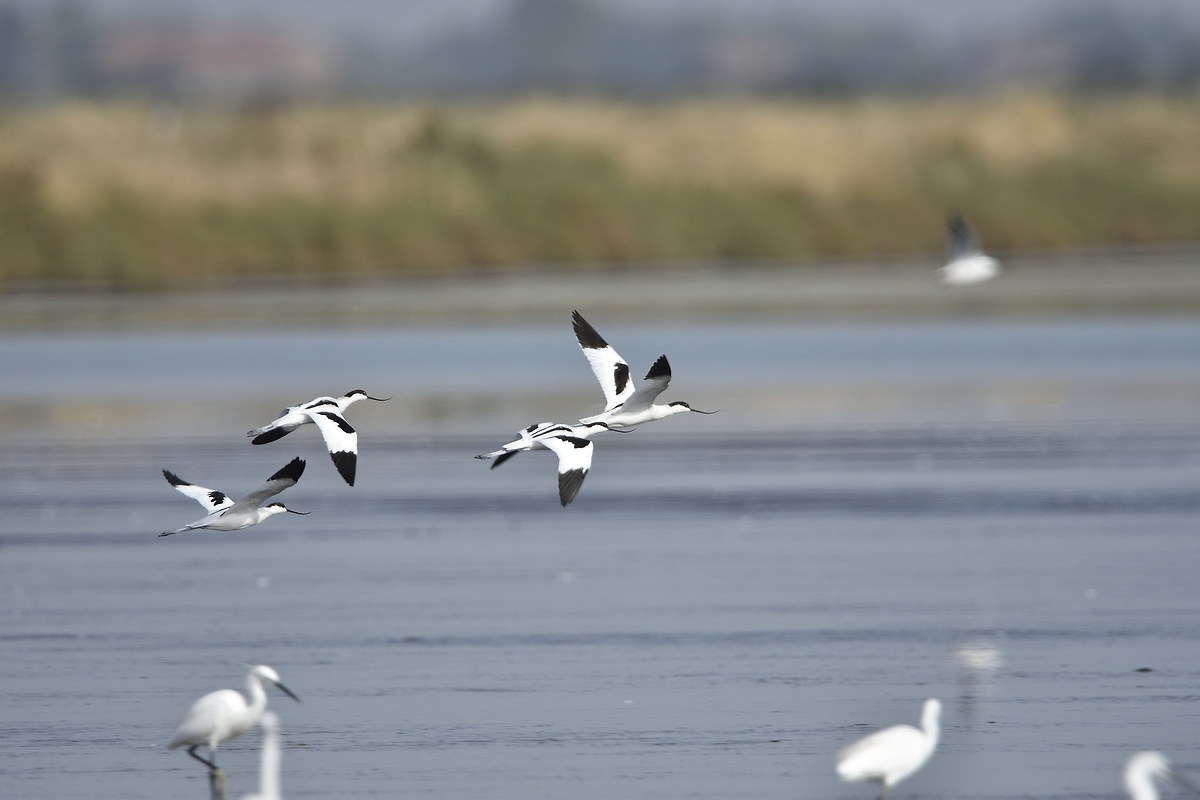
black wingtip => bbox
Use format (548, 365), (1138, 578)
(250, 427), (292, 446)
(162, 470), (185, 487)
(571, 310), (608, 350)
(644, 354), (671, 381)
(946, 212), (975, 249)
(558, 468), (588, 507)
(268, 457), (306, 484)
(490, 450), (519, 470)
(330, 451), (356, 486)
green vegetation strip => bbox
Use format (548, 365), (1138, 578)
(1, 96), (1198, 288)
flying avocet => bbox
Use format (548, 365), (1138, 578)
(571, 310), (716, 428)
(939, 213), (1001, 286)
(168, 665), (299, 785)
(476, 421), (626, 506)
(159, 457), (308, 537)
(1124, 751), (1200, 800)
(479, 421), (628, 470)
(247, 389), (389, 486)
(836, 698), (941, 800)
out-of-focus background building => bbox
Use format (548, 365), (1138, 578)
(3, 0), (1200, 103)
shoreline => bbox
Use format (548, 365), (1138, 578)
(0, 247), (1197, 330)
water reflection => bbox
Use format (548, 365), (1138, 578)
(953, 640), (1005, 724)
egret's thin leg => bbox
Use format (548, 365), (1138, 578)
(187, 745), (218, 771)
(879, 782), (889, 800)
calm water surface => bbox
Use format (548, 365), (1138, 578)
(2, 316), (1199, 799)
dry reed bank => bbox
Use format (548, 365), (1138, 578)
(1, 94), (1199, 288)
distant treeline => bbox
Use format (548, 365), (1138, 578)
(1, 94), (1199, 288)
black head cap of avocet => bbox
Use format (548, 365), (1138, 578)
(343, 389), (391, 404)
(265, 502), (310, 516)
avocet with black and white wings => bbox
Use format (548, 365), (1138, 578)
(939, 212), (1001, 286)
(476, 421), (627, 507)
(572, 310), (716, 428)
(247, 389), (389, 486)
(159, 457), (308, 537)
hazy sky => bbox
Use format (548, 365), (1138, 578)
(68, 0), (1200, 35)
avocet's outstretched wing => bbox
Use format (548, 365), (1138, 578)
(304, 407), (358, 486)
(479, 422), (563, 469)
(162, 470), (235, 513)
(616, 354), (673, 416)
(539, 435), (594, 507)
(946, 212), (982, 259)
(572, 310), (634, 412)
(523, 422), (573, 438)
(227, 458), (306, 512)
(490, 450), (520, 470)
(247, 397), (334, 444)
(249, 424), (295, 445)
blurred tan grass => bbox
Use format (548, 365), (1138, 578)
(1, 93), (1199, 287)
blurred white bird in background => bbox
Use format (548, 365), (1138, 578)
(836, 698), (942, 800)
(1124, 751), (1200, 800)
(939, 213), (1001, 286)
(168, 665), (299, 774)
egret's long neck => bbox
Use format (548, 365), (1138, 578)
(245, 673), (269, 720)
(921, 705), (941, 747)
(1125, 768), (1158, 800)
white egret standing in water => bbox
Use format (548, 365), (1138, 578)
(836, 698), (942, 800)
(168, 665), (299, 797)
